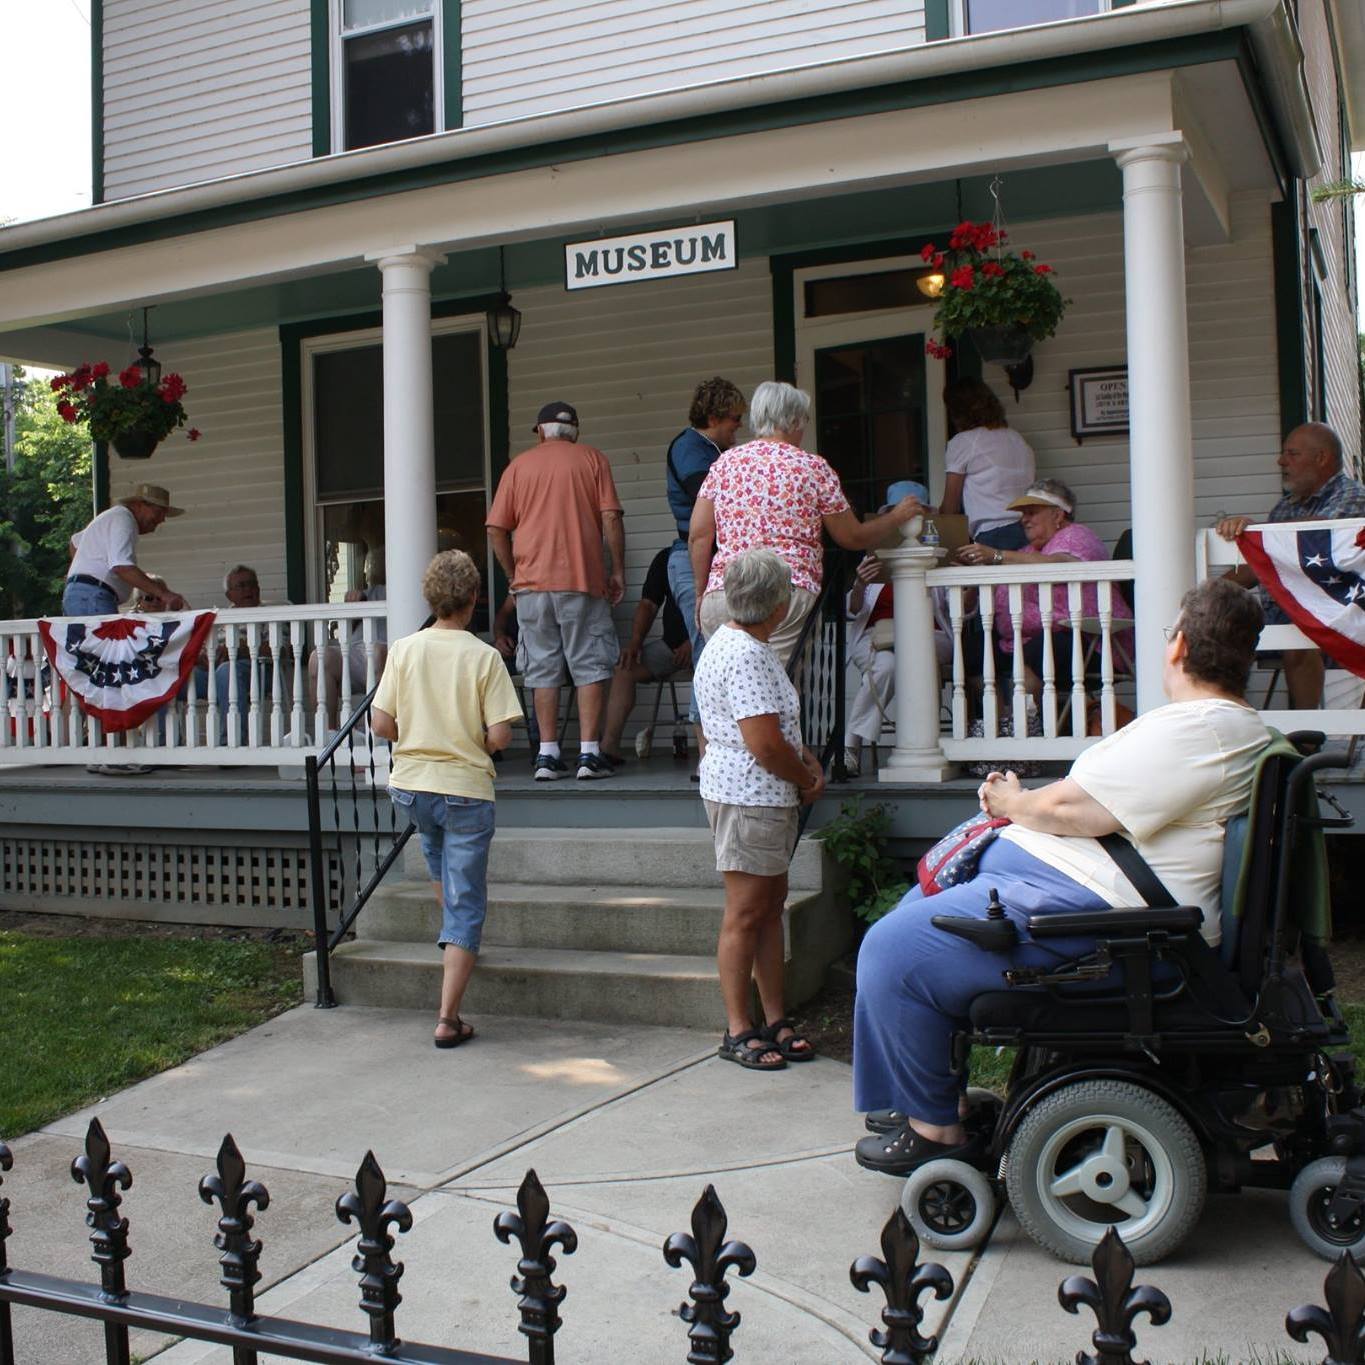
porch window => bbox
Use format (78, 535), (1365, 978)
(308, 323), (489, 625)
(958, 0), (1106, 36)
(337, 0), (440, 151)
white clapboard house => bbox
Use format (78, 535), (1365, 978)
(0, 1), (1362, 1009)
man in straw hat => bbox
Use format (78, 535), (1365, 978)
(63, 483), (189, 616)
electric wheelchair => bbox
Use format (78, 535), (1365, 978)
(892, 734), (1365, 1265)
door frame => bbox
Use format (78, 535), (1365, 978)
(792, 256), (948, 502)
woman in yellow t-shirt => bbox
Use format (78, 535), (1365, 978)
(373, 552), (524, 1048)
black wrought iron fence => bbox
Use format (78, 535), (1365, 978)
(305, 683), (412, 1010)
(6, 1118), (1363, 1365)
(786, 550), (851, 787)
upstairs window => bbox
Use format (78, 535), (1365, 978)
(959, 0), (1107, 36)
(337, 0), (441, 151)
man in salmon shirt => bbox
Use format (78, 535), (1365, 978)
(486, 401), (626, 781)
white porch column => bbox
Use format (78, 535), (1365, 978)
(367, 246), (447, 641)
(1111, 133), (1194, 711)
(878, 545), (953, 783)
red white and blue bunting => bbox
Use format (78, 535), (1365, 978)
(1238, 520), (1365, 677)
(38, 610), (217, 733)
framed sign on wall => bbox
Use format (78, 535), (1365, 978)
(1069, 366), (1129, 440)
(564, 221), (737, 290)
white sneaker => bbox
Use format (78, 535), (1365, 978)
(842, 747), (862, 778)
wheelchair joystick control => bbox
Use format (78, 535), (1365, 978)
(931, 887), (1019, 952)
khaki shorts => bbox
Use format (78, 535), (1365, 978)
(703, 800), (799, 876)
(699, 585), (817, 670)
(515, 591), (618, 688)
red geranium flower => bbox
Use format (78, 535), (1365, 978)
(187, 428), (202, 442)
(56, 400), (78, 422)
(932, 252), (945, 269)
(91, 361), (110, 380)
(925, 338), (954, 359)
(50, 374), (69, 392)
(119, 366), (143, 389)
(1020, 249), (1036, 261)
(950, 265), (975, 290)
(159, 373), (187, 404)
(1034, 264), (1054, 275)
(981, 261), (1006, 278)
(920, 242), (938, 263)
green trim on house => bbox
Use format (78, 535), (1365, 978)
(93, 441), (109, 513)
(0, 31), (1246, 276)
(924, 0), (950, 41)
(280, 293), (503, 600)
(1271, 191), (1307, 437)
(310, 0), (331, 158)
(444, 1), (463, 130)
(90, 0), (104, 205)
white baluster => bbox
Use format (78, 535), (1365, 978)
(1039, 581), (1056, 739)
(291, 619), (306, 746)
(1100, 582), (1117, 733)
(338, 615), (354, 727)
(223, 623), (241, 750)
(185, 659), (201, 749)
(0, 631), (12, 753)
(27, 629), (46, 750)
(246, 622), (262, 750)
(1067, 582), (1086, 737)
(312, 620), (330, 745)
(205, 621), (221, 750)
(948, 585), (967, 740)
(12, 635), (27, 754)
(981, 579), (999, 740)
(1008, 582), (1028, 741)
(268, 622), (284, 748)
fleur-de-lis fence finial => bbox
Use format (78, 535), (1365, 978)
(1286, 1250), (1365, 1365)
(336, 1150), (413, 1353)
(70, 1118), (133, 1300)
(493, 1168), (578, 1365)
(849, 1205), (954, 1364)
(663, 1185), (756, 1365)
(199, 1134), (270, 1326)
(1058, 1226), (1171, 1365)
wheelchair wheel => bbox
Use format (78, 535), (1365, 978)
(1005, 1079), (1205, 1265)
(902, 1160), (997, 1252)
(1290, 1158), (1365, 1260)
(965, 1087), (1004, 1135)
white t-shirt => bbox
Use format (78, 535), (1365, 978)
(69, 505), (139, 603)
(943, 426), (1036, 536)
(1001, 699), (1270, 943)
(694, 624), (802, 808)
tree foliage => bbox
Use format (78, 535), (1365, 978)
(0, 370), (94, 617)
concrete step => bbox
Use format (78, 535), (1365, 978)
(401, 825), (826, 891)
(360, 881), (828, 956)
(304, 942), (725, 1029)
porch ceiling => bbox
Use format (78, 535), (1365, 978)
(0, 64), (1275, 364)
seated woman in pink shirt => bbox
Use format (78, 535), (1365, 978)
(959, 479), (1133, 702)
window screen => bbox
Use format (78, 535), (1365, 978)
(343, 20), (434, 150)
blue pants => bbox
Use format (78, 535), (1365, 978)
(62, 580), (117, 615)
(853, 840), (1108, 1124)
(668, 539), (706, 724)
(389, 788), (494, 954)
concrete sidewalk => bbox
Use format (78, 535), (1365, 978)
(3, 1003), (1343, 1363)
(5, 1005), (948, 1364)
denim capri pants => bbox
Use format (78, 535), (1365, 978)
(388, 788), (494, 954)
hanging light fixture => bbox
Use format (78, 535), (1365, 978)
(486, 247), (522, 351)
(915, 270), (945, 300)
(133, 307), (162, 388)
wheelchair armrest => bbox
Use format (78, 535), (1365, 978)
(1026, 906), (1204, 939)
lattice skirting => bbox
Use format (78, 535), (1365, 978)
(0, 830), (347, 928)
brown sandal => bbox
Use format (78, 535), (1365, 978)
(434, 1016), (475, 1049)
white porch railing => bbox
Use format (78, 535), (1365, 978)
(930, 559), (1136, 764)
(0, 603), (388, 767)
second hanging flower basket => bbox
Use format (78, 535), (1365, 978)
(51, 362), (202, 459)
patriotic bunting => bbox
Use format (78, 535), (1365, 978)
(38, 610), (217, 732)
(1237, 520), (1365, 677)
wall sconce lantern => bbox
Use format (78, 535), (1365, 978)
(915, 271), (945, 300)
(486, 248), (522, 351)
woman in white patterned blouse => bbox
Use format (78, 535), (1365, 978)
(692, 548), (826, 1071)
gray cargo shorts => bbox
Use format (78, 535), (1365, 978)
(515, 590), (618, 688)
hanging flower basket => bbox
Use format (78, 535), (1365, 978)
(51, 362), (202, 456)
(920, 219), (1069, 363)
(111, 429), (161, 459)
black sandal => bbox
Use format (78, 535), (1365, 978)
(854, 1122), (977, 1175)
(718, 1029), (786, 1070)
(434, 1016), (475, 1049)
(761, 1016), (816, 1063)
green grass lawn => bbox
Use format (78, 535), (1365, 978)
(0, 932), (304, 1139)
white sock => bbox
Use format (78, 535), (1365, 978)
(539, 742), (561, 758)
(580, 741), (600, 756)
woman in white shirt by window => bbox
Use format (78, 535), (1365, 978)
(938, 378), (1036, 551)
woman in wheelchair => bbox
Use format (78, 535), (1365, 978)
(853, 578), (1270, 1176)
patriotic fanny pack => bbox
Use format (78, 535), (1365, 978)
(916, 815), (1012, 896)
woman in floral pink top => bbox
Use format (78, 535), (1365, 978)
(688, 381), (924, 667)
(960, 478), (1133, 698)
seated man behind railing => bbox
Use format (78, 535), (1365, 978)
(193, 565), (279, 745)
(307, 546), (388, 732)
(1214, 421), (1365, 708)
(958, 478), (1132, 706)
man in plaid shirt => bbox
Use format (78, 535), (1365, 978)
(1216, 422), (1365, 706)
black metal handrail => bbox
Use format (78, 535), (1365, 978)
(305, 679), (412, 1010)
(786, 550), (850, 785)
